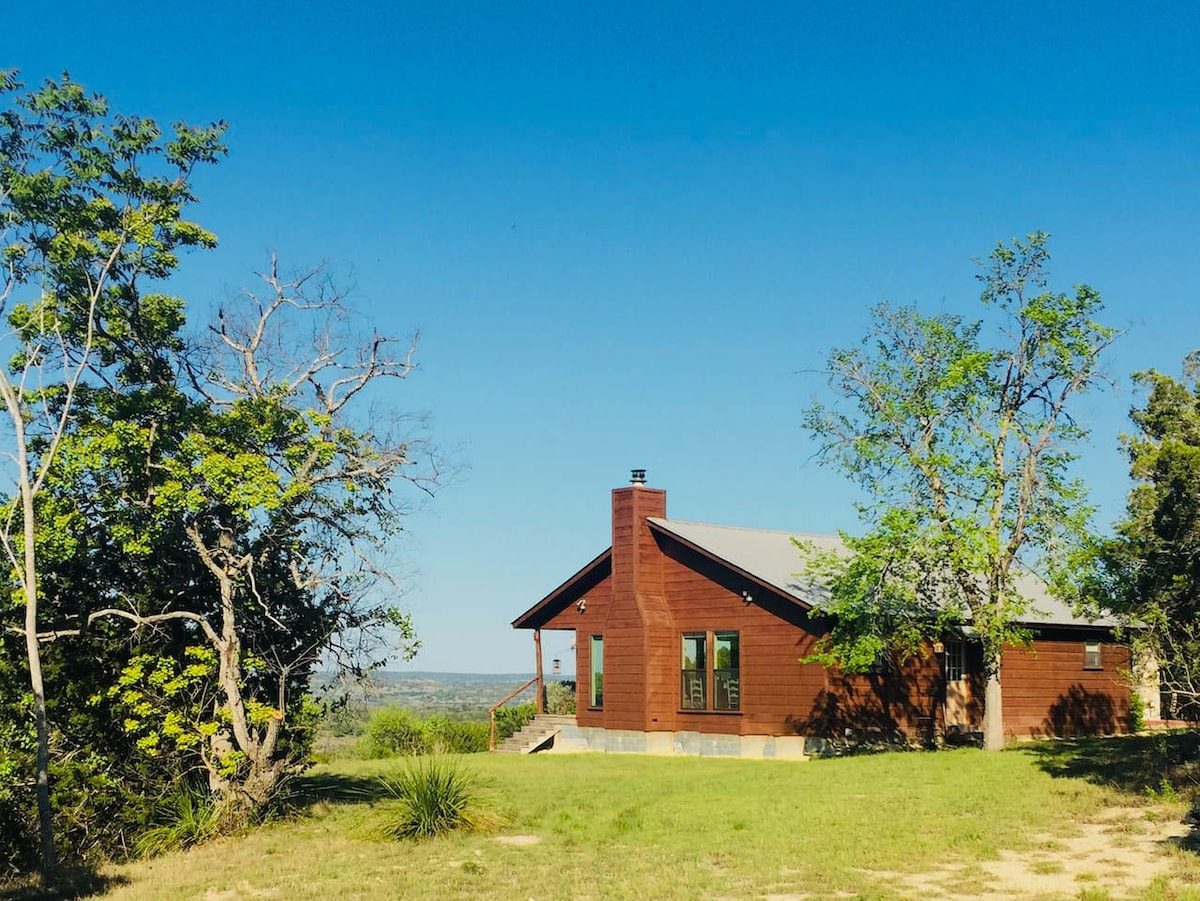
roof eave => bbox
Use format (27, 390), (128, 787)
(512, 548), (612, 630)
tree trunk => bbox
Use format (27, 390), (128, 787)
(244, 757), (285, 806)
(206, 720), (286, 815)
(19, 453), (56, 876)
(2, 371), (57, 878)
(210, 575), (287, 813)
(982, 644), (1005, 751)
(25, 573), (56, 878)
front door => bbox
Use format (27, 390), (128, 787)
(944, 639), (969, 727)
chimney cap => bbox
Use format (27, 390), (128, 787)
(630, 468), (647, 485)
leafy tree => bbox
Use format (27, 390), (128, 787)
(802, 233), (1117, 750)
(0, 70), (225, 875)
(1086, 353), (1200, 718)
(1, 70), (432, 869)
(43, 260), (433, 816)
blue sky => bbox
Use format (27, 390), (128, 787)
(11, 2), (1200, 673)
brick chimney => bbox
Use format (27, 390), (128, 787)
(611, 469), (666, 603)
(607, 469), (672, 731)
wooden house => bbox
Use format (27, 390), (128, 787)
(510, 472), (1131, 757)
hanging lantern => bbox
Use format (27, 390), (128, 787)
(552, 657), (561, 674)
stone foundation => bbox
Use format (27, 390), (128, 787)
(541, 724), (808, 760)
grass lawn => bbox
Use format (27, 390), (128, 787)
(16, 737), (1200, 901)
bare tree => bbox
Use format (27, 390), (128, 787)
(45, 259), (440, 811)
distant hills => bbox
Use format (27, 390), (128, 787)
(311, 670), (571, 719)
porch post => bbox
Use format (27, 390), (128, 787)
(534, 628), (545, 715)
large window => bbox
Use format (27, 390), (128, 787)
(681, 630), (739, 711)
(590, 635), (603, 708)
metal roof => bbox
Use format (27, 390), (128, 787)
(648, 517), (1119, 629)
(647, 518), (838, 607)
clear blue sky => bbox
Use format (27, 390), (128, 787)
(12, 2), (1200, 673)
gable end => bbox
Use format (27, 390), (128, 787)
(512, 548), (612, 630)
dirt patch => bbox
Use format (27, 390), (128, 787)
(865, 806), (1190, 899)
(494, 834), (542, 846)
(203, 883), (280, 900)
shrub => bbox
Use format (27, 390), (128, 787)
(544, 681), (576, 716)
(361, 709), (490, 757)
(362, 707), (427, 758)
(0, 723), (35, 877)
(379, 756), (500, 840)
(1129, 691), (1146, 733)
(0, 793), (35, 878)
(494, 703), (536, 742)
(424, 717), (489, 754)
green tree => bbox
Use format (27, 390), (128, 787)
(802, 233), (1117, 750)
(43, 260), (432, 816)
(1085, 353), (1200, 718)
(0, 70), (225, 875)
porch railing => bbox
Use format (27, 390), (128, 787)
(488, 675), (539, 751)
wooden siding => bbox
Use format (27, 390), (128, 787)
(541, 572), (610, 728)
(662, 538), (807, 735)
(1001, 633), (1131, 738)
(656, 538), (944, 738)
(810, 656), (945, 741)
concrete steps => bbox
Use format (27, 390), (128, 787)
(494, 714), (577, 754)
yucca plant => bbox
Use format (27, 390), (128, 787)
(134, 783), (221, 857)
(379, 756), (500, 840)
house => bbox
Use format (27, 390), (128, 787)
(510, 471), (1133, 757)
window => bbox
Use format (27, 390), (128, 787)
(590, 635), (603, 708)
(714, 632), (740, 711)
(680, 630), (739, 711)
(945, 640), (964, 682)
(1084, 640), (1102, 669)
(681, 633), (706, 709)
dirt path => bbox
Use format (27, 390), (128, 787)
(864, 806), (1191, 899)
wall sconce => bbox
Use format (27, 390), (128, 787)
(933, 641), (945, 654)
(576, 598), (586, 613)
(741, 590), (754, 606)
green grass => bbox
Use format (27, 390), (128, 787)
(60, 739), (1200, 901)
(1030, 730), (1200, 798)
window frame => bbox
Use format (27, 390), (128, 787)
(679, 629), (740, 713)
(589, 634), (604, 708)
(1084, 639), (1102, 670)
